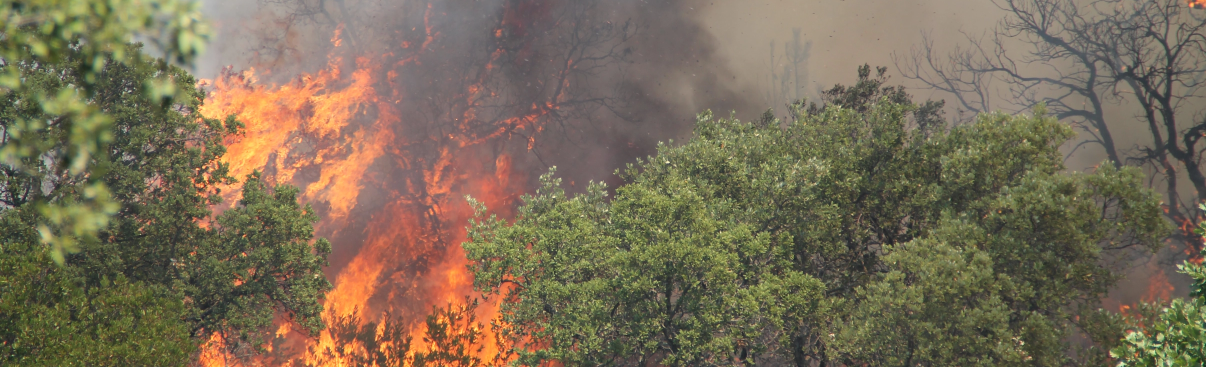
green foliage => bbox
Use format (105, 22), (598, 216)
(836, 237), (1030, 365)
(0, 239), (195, 366)
(0, 45), (331, 364)
(465, 68), (1169, 366)
(1, 0), (210, 262)
(466, 167), (827, 365)
(188, 172), (333, 347)
(801, 64), (945, 135)
(1111, 206), (1206, 366)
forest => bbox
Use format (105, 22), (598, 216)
(1, 0), (1205, 366)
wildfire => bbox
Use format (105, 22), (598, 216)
(192, 0), (598, 364)
(183, 0), (1204, 363)
(196, 333), (232, 367)
(1191, 0), (1205, 9)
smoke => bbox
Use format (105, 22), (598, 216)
(192, 0), (783, 362)
(200, 0), (772, 180)
(195, 0), (1006, 127)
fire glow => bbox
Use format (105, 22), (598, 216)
(193, 0), (608, 364)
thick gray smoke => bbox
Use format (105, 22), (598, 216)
(195, 0), (1003, 141)
(198, 0), (775, 189)
(192, 3), (779, 349)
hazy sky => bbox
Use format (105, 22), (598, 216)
(196, 0), (1004, 102)
(701, 0), (1002, 100)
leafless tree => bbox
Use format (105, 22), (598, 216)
(899, 0), (1206, 251)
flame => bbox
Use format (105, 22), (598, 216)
(1141, 263), (1174, 303)
(1190, 0), (1205, 9)
(193, 0), (582, 364)
(199, 54), (387, 224)
(195, 333), (233, 367)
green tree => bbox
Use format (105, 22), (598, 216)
(464, 69), (1169, 365)
(1, 0), (210, 262)
(1111, 205), (1206, 366)
(0, 239), (195, 365)
(0, 44), (331, 365)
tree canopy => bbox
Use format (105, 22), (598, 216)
(1, 0), (210, 262)
(464, 69), (1170, 366)
(0, 43), (331, 365)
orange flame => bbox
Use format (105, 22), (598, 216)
(193, 0), (577, 362)
(1141, 264), (1175, 303)
(191, 0), (623, 363)
(195, 333), (234, 367)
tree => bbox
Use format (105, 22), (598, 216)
(464, 68), (1169, 365)
(1, 0), (211, 262)
(802, 64), (947, 135)
(0, 239), (195, 365)
(1111, 204), (1206, 366)
(0, 44), (332, 365)
(899, 0), (1206, 248)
